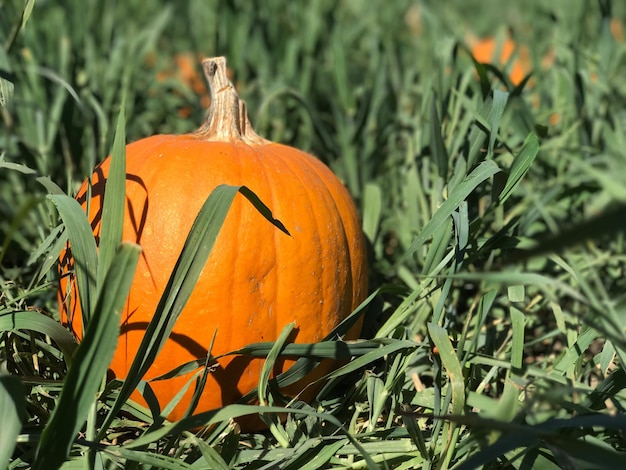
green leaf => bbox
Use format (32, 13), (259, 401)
(239, 186), (290, 235)
(103, 447), (197, 469)
(430, 95), (449, 178)
(97, 103), (127, 287)
(258, 323), (295, 407)
(466, 93), (492, 168)
(403, 160), (500, 262)
(510, 307), (525, 370)
(0, 73), (14, 108)
(487, 89), (508, 157)
(428, 323), (465, 415)
(258, 322), (295, 446)
(192, 436), (230, 470)
(48, 194), (99, 327)
(498, 133), (540, 204)
(124, 404), (380, 469)
(33, 242), (140, 470)
(0, 310), (77, 358)
(0, 374), (26, 470)
(363, 182), (382, 242)
(21, 0), (36, 29)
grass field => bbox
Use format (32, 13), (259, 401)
(2, 0), (626, 468)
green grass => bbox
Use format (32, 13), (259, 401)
(2, 0), (626, 468)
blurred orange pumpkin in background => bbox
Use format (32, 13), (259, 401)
(466, 34), (533, 86)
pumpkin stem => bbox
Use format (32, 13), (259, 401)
(194, 57), (268, 145)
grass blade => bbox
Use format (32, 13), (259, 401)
(33, 242), (140, 470)
(0, 310), (77, 358)
(430, 95), (449, 178)
(428, 323), (465, 415)
(0, 374), (25, 470)
(124, 404), (380, 469)
(487, 89), (508, 158)
(510, 307), (525, 371)
(99, 184), (288, 435)
(96, 103), (127, 287)
(48, 194), (98, 325)
(403, 160), (500, 262)
(497, 132), (540, 204)
(0, 72), (14, 107)
(258, 322), (295, 445)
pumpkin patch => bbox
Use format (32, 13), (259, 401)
(58, 57), (368, 424)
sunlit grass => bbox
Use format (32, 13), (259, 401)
(2, 0), (626, 468)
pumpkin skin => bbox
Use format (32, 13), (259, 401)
(58, 57), (367, 425)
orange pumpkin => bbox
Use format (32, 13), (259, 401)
(467, 35), (532, 86)
(58, 57), (367, 425)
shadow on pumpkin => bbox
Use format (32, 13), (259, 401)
(75, 165), (150, 249)
(58, 167), (152, 354)
(116, 321), (311, 409)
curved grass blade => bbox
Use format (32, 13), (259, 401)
(445, 271), (586, 303)
(192, 436), (230, 470)
(258, 323), (295, 407)
(258, 323), (295, 446)
(239, 293), (381, 401)
(103, 447), (197, 469)
(150, 337), (391, 386)
(403, 160), (500, 262)
(0, 159), (37, 175)
(123, 404), (380, 469)
(154, 290), (378, 385)
(33, 242), (140, 470)
(428, 323), (465, 415)
(273, 339), (420, 398)
(98, 184), (288, 436)
(0, 72), (14, 108)
(0, 310), (77, 358)
(239, 186), (290, 235)
(234, 338), (401, 360)
(48, 194), (99, 326)
(363, 182), (382, 242)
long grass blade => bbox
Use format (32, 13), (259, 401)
(96, 103), (127, 287)
(33, 242), (140, 470)
(0, 374), (25, 470)
(430, 96), (449, 178)
(497, 132), (540, 204)
(487, 89), (508, 158)
(98, 184), (288, 436)
(427, 323), (465, 415)
(48, 194), (99, 325)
